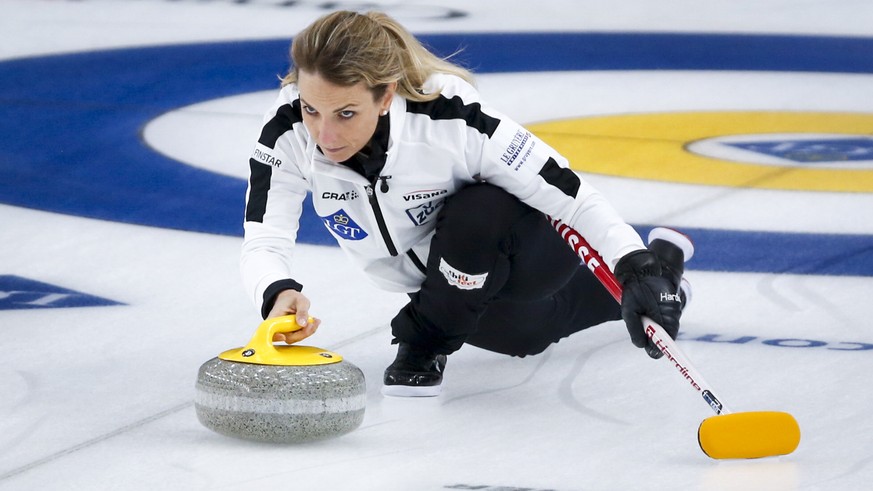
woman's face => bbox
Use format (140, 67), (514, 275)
(297, 70), (394, 163)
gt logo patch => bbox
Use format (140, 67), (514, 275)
(405, 198), (444, 226)
(320, 209), (368, 241)
(439, 258), (488, 290)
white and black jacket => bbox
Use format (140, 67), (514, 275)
(241, 73), (644, 314)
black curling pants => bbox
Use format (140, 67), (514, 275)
(390, 183), (621, 357)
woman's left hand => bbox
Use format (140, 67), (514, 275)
(273, 321), (320, 345)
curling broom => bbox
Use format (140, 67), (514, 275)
(551, 220), (801, 459)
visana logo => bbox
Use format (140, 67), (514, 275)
(403, 189), (447, 202)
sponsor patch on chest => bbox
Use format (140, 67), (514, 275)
(403, 189), (447, 202)
(405, 198), (445, 226)
(438, 258), (488, 290)
(322, 190), (359, 201)
(320, 209), (368, 241)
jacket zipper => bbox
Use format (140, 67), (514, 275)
(366, 176), (398, 256)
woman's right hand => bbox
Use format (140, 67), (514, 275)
(266, 289), (322, 344)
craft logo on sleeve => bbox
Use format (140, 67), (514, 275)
(320, 210), (368, 241)
(438, 258), (488, 290)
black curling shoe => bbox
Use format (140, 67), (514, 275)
(382, 343), (447, 397)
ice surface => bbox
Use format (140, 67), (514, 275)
(2, 1), (872, 490)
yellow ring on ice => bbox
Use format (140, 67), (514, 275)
(526, 112), (873, 192)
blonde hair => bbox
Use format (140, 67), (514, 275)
(282, 10), (475, 102)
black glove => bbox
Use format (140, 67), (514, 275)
(614, 249), (682, 359)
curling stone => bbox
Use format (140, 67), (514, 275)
(195, 315), (366, 443)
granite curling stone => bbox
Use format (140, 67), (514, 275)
(195, 315), (366, 443)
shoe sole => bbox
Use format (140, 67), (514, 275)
(381, 384), (442, 397)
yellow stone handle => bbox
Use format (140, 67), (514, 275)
(256, 315), (313, 347)
(218, 315), (340, 366)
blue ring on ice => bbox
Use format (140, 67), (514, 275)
(1, 33), (872, 276)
